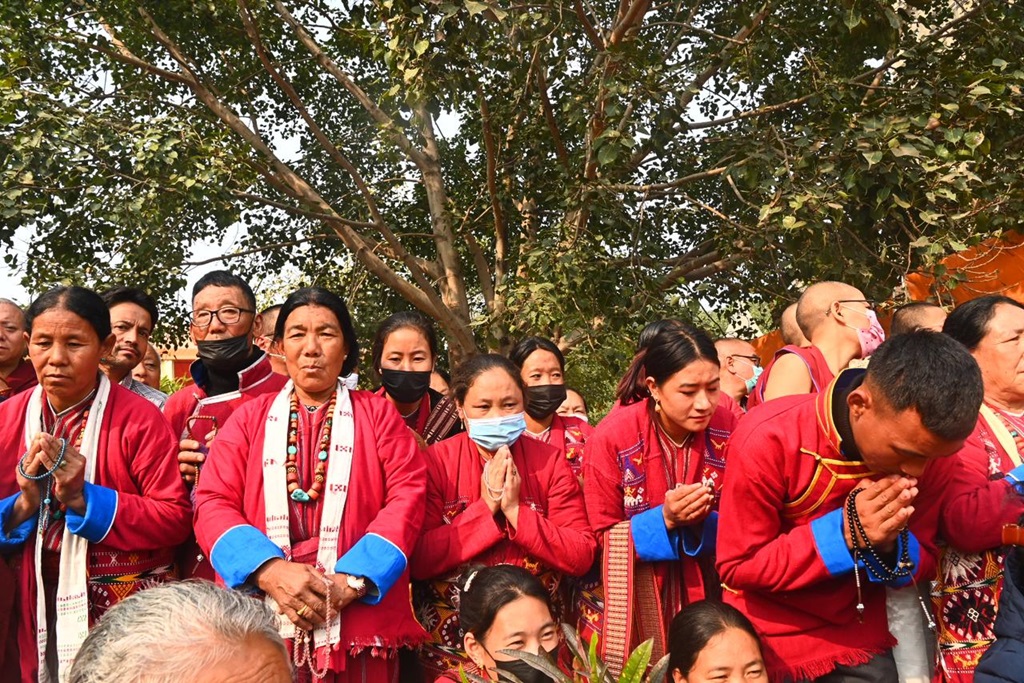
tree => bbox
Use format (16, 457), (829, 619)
(2, 0), (1022, 374)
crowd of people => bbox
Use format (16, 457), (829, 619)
(0, 269), (1023, 683)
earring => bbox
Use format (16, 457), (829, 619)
(654, 398), (662, 413)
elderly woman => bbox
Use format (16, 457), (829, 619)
(936, 295), (1024, 682)
(410, 353), (595, 679)
(0, 286), (190, 683)
(194, 287), (427, 682)
(509, 337), (593, 478)
(68, 581), (292, 683)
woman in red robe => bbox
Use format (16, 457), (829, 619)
(509, 336), (592, 479)
(0, 286), (190, 683)
(582, 323), (736, 674)
(370, 311), (462, 446)
(194, 287), (427, 683)
(410, 353), (596, 680)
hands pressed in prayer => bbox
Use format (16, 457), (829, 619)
(662, 482), (714, 530)
(499, 447), (522, 529)
(481, 446), (514, 515)
(40, 434), (87, 515)
(843, 475), (918, 554)
(254, 558), (331, 631)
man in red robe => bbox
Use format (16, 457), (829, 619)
(718, 331), (985, 682)
(163, 271), (286, 578)
(748, 281), (883, 410)
(0, 300), (36, 404)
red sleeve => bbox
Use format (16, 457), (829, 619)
(162, 388), (193, 438)
(359, 401), (428, 560)
(102, 400), (191, 550)
(716, 419), (840, 592)
(508, 450), (596, 576)
(582, 426), (628, 536)
(410, 447), (504, 580)
(941, 436), (1024, 553)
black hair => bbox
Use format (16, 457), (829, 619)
(944, 295), (1024, 351)
(617, 323), (719, 404)
(668, 600), (763, 677)
(451, 354), (525, 405)
(192, 270), (257, 311)
(100, 286), (160, 328)
(274, 287), (360, 376)
(26, 286), (111, 341)
(508, 336), (566, 373)
(370, 311), (439, 375)
(636, 319), (685, 353)
(889, 302), (944, 337)
(433, 367), (451, 383)
(864, 331), (983, 441)
(457, 564), (553, 640)
(564, 385), (589, 413)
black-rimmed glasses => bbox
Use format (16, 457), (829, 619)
(729, 354), (761, 367)
(189, 306), (255, 327)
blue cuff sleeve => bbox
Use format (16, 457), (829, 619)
(1006, 464), (1024, 494)
(65, 482), (118, 543)
(631, 506), (681, 562)
(811, 508), (855, 575)
(0, 493), (36, 548)
(335, 533), (407, 605)
(682, 511), (718, 557)
(864, 531), (921, 587)
(210, 525), (286, 589)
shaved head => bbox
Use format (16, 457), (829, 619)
(0, 299), (26, 330)
(779, 303), (807, 347)
(796, 281), (865, 339)
(715, 338), (758, 360)
(890, 302), (947, 336)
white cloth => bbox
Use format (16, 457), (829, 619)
(887, 584), (934, 683)
(26, 374), (111, 682)
(261, 379), (355, 651)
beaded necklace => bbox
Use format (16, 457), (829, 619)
(285, 393), (336, 504)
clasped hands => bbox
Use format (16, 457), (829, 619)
(253, 558), (363, 632)
(15, 432), (87, 516)
(842, 474), (918, 554)
(662, 481), (715, 530)
(480, 445), (522, 525)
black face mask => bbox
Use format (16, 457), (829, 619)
(494, 645), (560, 683)
(196, 334), (253, 373)
(524, 384), (568, 420)
(380, 369), (431, 405)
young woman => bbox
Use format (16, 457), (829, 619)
(194, 287), (428, 682)
(0, 287), (190, 682)
(372, 311), (462, 445)
(668, 601), (768, 683)
(411, 354), (595, 679)
(581, 323), (737, 670)
(509, 337), (592, 478)
(435, 565), (563, 683)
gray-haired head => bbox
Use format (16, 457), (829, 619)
(68, 581), (291, 683)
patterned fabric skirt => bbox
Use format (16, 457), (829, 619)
(933, 546), (1004, 682)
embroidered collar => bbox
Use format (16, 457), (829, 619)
(815, 368), (866, 460)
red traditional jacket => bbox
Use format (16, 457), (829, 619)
(0, 384), (190, 683)
(581, 399), (736, 661)
(523, 413), (594, 478)
(193, 389), (428, 670)
(163, 352), (286, 578)
(747, 344), (834, 410)
(935, 409), (1024, 682)
(410, 432), (595, 678)
(717, 372), (953, 682)
(0, 360), (37, 405)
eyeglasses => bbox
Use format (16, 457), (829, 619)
(189, 306), (255, 328)
(729, 354), (761, 367)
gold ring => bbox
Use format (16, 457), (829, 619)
(59, 461), (67, 469)
(296, 604), (308, 617)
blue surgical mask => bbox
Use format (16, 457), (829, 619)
(744, 365), (764, 393)
(466, 413), (527, 451)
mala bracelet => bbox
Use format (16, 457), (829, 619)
(17, 438), (68, 481)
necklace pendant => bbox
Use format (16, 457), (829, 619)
(290, 489), (311, 503)
(856, 602), (865, 621)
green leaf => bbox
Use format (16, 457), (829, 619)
(862, 151), (883, 166)
(993, 58), (1008, 70)
(964, 131), (985, 150)
(465, 0), (488, 15)
(890, 144), (920, 158)
(414, 39), (430, 56)
(618, 638), (652, 683)
(843, 8), (862, 30)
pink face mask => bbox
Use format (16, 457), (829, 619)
(844, 307), (885, 358)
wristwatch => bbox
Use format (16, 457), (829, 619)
(346, 574), (368, 598)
